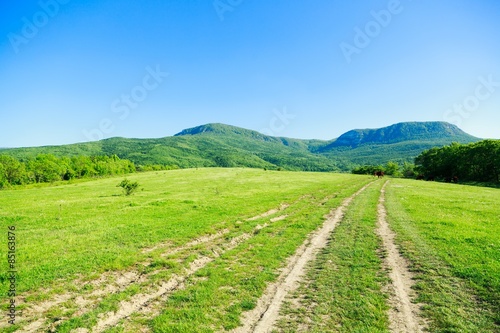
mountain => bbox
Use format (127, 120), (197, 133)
(175, 123), (270, 138)
(317, 121), (479, 165)
(0, 122), (480, 171)
(325, 122), (475, 148)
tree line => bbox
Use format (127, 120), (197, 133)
(351, 161), (416, 178)
(351, 140), (500, 184)
(415, 140), (500, 183)
(0, 154), (136, 189)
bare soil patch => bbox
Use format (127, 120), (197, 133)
(91, 224), (269, 332)
(233, 183), (372, 333)
(246, 204), (289, 221)
(12, 203), (290, 332)
(377, 181), (425, 333)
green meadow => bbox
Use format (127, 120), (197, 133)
(271, 179), (500, 332)
(0, 169), (499, 332)
(385, 179), (500, 332)
(275, 181), (390, 333)
(0, 169), (369, 294)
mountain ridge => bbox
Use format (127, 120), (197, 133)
(0, 121), (481, 171)
(329, 121), (474, 148)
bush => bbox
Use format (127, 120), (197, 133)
(117, 179), (140, 196)
(351, 165), (384, 175)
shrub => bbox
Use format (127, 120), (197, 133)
(117, 179), (140, 196)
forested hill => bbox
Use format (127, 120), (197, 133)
(175, 123), (271, 138)
(317, 122), (479, 165)
(0, 122), (480, 171)
(320, 122), (476, 149)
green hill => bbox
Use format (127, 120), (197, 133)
(325, 121), (475, 148)
(318, 122), (479, 165)
(0, 122), (480, 171)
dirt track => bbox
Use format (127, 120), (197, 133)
(11, 181), (428, 332)
(377, 181), (425, 333)
(10, 203), (291, 333)
(234, 180), (426, 333)
(232, 182), (373, 333)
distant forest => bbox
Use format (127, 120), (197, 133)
(415, 140), (500, 183)
(1, 139), (498, 189)
(352, 140), (500, 184)
(0, 154), (139, 189)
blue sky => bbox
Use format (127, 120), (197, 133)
(1, 0), (499, 148)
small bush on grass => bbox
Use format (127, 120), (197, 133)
(117, 179), (140, 196)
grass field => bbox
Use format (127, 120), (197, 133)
(0, 168), (370, 332)
(275, 180), (390, 332)
(0, 169), (499, 332)
(385, 179), (500, 332)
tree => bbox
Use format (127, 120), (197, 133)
(402, 162), (416, 178)
(117, 179), (140, 196)
(71, 156), (97, 178)
(0, 155), (26, 185)
(384, 161), (401, 177)
(213, 155), (234, 167)
(351, 165), (384, 175)
(26, 154), (65, 183)
(415, 140), (500, 183)
(0, 163), (8, 189)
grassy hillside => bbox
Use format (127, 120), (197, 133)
(326, 139), (477, 165)
(0, 169), (360, 295)
(1, 170), (498, 332)
(0, 124), (340, 171)
(321, 121), (477, 149)
(0, 122), (479, 171)
(0, 169), (371, 332)
(320, 121), (479, 165)
(386, 179), (500, 331)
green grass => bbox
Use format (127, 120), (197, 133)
(2, 169), (498, 332)
(385, 179), (500, 332)
(274, 180), (390, 332)
(0, 168), (371, 329)
(145, 179), (369, 332)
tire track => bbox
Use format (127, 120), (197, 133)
(90, 220), (282, 333)
(143, 228), (230, 254)
(233, 182), (373, 333)
(10, 203), (291, 333)
(114, 214), (293, 333)
(16, 231), (226, 333)
(246, 204), (289, 221)
(377, 181), (425, 333)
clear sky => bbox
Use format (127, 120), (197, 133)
(1, 0), (499, 148)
